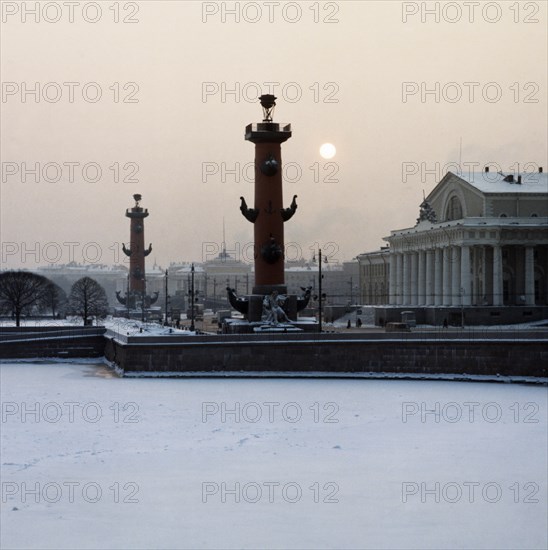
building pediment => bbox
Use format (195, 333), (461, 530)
(424, 170), (547, 222)
(425, 172), (485, 222)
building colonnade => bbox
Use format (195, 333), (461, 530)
(389, 244), (537, 307)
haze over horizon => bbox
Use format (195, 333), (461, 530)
(1, 1), (547, 269)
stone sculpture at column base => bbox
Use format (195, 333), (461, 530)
(225, 287), (317, 333)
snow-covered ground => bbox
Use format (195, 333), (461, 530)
(0, 317), (197, 337)
(1, 361), (546, 550)
(104, 317), (196, 337)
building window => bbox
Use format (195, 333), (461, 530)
(445, 195), (463, 221)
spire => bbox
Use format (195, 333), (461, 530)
(222, 217), (226, 256)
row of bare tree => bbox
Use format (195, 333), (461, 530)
(0, 271), (109, 326)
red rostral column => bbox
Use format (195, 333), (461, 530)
(242, 95), (296, 295)
(122, 194), (152, 293)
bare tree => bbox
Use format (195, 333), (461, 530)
(0, 271), (49, 326)
(68, 277), (109, 325)
(40, 281), (68, 319)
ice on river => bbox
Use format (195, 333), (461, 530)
(1, 361), (546, 550)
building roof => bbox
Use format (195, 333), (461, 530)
(38, 263), (127, 273)
(387, 216), (548, 238)
(175, 265), (205, 274)
(456, 171), (547, 194)
(357, 248), (390, 258)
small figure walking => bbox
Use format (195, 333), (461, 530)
(442, 318), (448, 329)
(347, 319), (351, 329)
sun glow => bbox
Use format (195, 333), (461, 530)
(319, 143), (336, 159)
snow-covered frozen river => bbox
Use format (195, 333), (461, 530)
(1, 361), (546, 550)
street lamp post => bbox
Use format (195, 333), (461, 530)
(126, 273), (130, 319)
(141, 277), (147, 323)
(319, 249), (323, 333)
(187, 273), (191, 311)
(164, 269), (169, 326)
(204, 273), (208, 309)
(313, 249), (326, 333)
(141, 278), (145, 324)
(348, 276), (353, 305)
(190, 263), (196, 332)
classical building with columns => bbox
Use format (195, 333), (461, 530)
(358, 169), (548, 324)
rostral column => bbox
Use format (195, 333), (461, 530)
(232, 95), (308, 322)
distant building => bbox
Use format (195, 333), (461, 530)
(358, 169), (548, 309)
(203, 250), (252, 291)
(37, 263), (128, 306)
(357, 248), (389, 305)
(202, 249), (252, 309)
(285, 259), (359, 305)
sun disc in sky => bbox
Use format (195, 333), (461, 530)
(319, 143), (336, 159)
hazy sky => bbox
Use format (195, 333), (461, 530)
(1, 0), (547, 269)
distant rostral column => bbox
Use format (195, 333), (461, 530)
(116, 194), (158, 310)
(229, 95), (309, 321)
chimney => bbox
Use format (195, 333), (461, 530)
(484, 166), (489, 173)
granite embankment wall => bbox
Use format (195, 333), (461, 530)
(0, 327), (106, 359)
(1, 327), (546, 378)
(103, 331), (548, 377)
